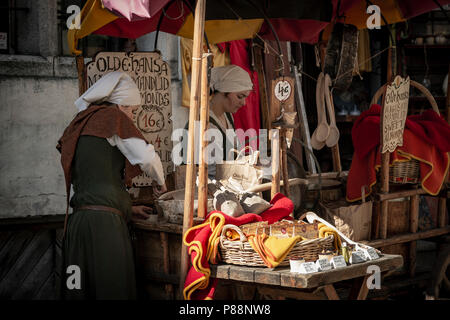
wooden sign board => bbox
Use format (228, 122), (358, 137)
(86, 52), (173, 186)
(381, 75), (410, 154)
(270, 76), (295, 122)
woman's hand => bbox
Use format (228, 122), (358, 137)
(132, 205), (153, 220)
(152, 182), (167, 198)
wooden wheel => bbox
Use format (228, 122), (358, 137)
(426, 244), (450, 299)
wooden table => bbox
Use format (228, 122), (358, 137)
(210, 254), (403, 300)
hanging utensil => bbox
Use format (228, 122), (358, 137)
(324, 74), (340, 148)
(311, 72), (329, 150)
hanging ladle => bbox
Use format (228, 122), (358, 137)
(324, 74), (340, 147)
(311, 72), (329, 150)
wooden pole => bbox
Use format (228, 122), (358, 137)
(179, 0), (206, 299)
(253, 44), (271, 132)
(409, 194), (419, 277)
(280, 129), (290, 198)
(271, 128), (281, 199)
(197, 53), (212, 219)
(446, 64), (450, 124)
(76, 55), (86, 95)
(160, 232), (174, 300)
(379, 46), (395, 240)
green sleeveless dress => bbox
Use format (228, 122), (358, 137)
(62, 135), (136, 300)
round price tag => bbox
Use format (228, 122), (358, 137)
(274, 80), (292, 102)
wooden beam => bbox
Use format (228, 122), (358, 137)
(375, 188), (427, 201)
(438, 197), (447, 228)
(409, 194), (419, 277)
(180, 0), (206, 299)
(160, 232), (174, 299)
(363, 226), (450, 248)
(197, 53), (212, 219)
(323, 284), (340, 300)
(271, 129), (281, 199)
(280, 129), (290, 198)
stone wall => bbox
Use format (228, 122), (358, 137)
(0, 31), (187, 218)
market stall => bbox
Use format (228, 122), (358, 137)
(66, 0), (449, 300)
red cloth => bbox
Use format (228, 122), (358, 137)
(228, 40), (261, 150)
(347, 104), (450, 201)
(182, 193), (293, 300)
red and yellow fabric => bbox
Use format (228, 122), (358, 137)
(346, 104), (450, 202)
(247, 222), (341, 268)
(67, 0), (334, 55)
(182, 192), (294, 300)
(68, 0), (450, 56)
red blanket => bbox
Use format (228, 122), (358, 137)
(182, 193), (294, 300)
(347, 104), (450, 202)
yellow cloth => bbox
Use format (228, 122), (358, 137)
(180, 37), (230, 107)
(247, 223), (342, 268)
(67, 0), (118, 55)
(318, 223), (342, 251)
(178, 15), (263, 44)
(248, 234), (303, 268)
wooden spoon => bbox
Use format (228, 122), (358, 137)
(324, 74), (340, 147)
(311, 73), (329, 150)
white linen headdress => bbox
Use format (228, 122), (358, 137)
(210, 65), (253, 93)
(74, 71), (141, 112)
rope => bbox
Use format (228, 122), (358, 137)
(162, 0), (184, 20)
(298, 45), (393, 84)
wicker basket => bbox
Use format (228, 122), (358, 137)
(219, 224), (334, 267)
(389, 159), (420, 184)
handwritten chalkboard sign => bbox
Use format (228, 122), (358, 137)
(381, 75), (410, 154)
(86, 52), (173, 186)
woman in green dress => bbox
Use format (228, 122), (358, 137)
(57, 71), (167, 299)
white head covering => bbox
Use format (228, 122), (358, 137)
(75, 71), (141, 112)
(210, 65), (253, 93)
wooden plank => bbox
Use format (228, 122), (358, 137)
(258, 285), (326, 300)
(363, 226), (450, 248)
(254, 268), (281, 286)
(213, 254), (403, 290)
(0, 231), (52, 298)
(0, 230), (35, 282)
(409, 194), (419, 277)
(11, 244), (54, 300)
(438, 197), (447, 228)
(229, 266), (257, 283)
(34, 272), (57, 300)
(0, 231), (14, 253)
(211, 264), (230, 280)
(375, 188), (427, 201)
(280, 269), (307, 288)
(356, 275), (370, 300)
(132, 220), (183, 234)
(323, 284), (340, 300)
(0, 215), (64, 230)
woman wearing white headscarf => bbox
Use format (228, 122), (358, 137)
(204, 65), (253, 177)
(57, 71), (166, 300)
